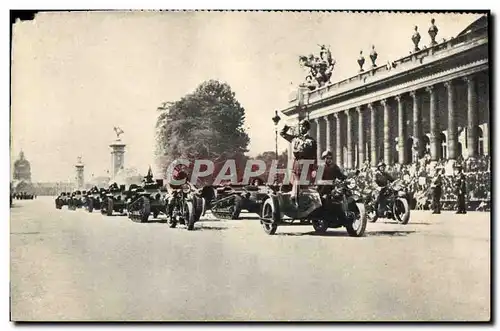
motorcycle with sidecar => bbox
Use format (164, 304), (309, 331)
(259, 178), (367, 236)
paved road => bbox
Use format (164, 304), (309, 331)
(10, 197), (490, 321)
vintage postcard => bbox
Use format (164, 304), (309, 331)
(10, 10), (491, 322)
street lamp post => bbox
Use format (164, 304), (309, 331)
(272, 110), (281, 161)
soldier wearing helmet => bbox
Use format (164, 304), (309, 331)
(317, 150), (346, 196)
(374, 161), (395, 213)
(280, 119), (317, 205)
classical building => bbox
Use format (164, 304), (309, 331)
(281, 15), (489, 169)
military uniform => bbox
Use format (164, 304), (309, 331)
(454, 165), (467, 214)
(431, 168), (443, 214)
(280, 120), (317, 204)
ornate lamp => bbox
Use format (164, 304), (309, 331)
(272, 110), (281, 160)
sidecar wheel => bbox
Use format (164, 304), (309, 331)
(107, 199), (113, 216)
(231, 196), (243, 220)
(394, 198), (410, 225)
(260, 199), (278, 235)
(312, 219), (329, 234)
(346, 203), (367, 237)
(184, 201), (195, 231)
(140, 197), (151, 223)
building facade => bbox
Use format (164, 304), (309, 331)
(281, 16), (489, 170)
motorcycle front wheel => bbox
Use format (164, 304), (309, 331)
(184, 200), (195, 231)
(345, 203), (367, 237)
(393, 198), (410, 225)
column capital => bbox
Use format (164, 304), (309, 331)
(333, 112), (340, 119)
(380, 98), (388, 107)
(325, 113), (334, 121)
(395, 94), (404, 103)
(425, 85), (435, 93)
(443, 79), (455, 88)
(462, 74), (477, 84)
(356, 105), (363, 113)
(312, 117), (322, 124)
(344, 109), (351, 116)
(409, 90), (418, 98)
(367, 102), (375, 110)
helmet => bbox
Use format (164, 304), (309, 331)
(377, 162), (386, 168)
(321, 150), (332, 159)
(299, 119), (311, 130)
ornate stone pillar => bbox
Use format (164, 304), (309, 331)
(314, 117), (322, 163)
(444, 80), (458, 160)
(334, 113), (343, 167)
(426, 85), (440, 161)
(381, 99), (392, 165)
(346, 109), (354, 169)
(325, 114), (333, 155)
(464, 75), (478, 158)
(369, 103), (377, 166)
(357, 106), (365, 166)
(410, 91), (423, 159)
(395, 95), (407, 164)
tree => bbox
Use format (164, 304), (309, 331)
(155, 80), (250, 182)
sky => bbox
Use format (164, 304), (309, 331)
(10, 11), (483, 182)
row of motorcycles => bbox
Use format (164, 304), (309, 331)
(54, 175), (411, 236)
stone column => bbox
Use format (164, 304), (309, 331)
(325, 115), (333, 155)
(334, 113), (343, 167)
(314, 117), (322, 163)
(346, 109), (354, 169)
(410, 91), (423, 159)
(381, 99), (392, 165)
(464, 75), (478, 159)
(369, 103), (377, 166)
(426, 85), (440, 161)
(395, 95), (407, 164)
(357, 106), (365, 166)
(444, 80), (458, 160)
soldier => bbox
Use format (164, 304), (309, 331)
(431, 166), (444, 214)
(374, 162), (396, 214)
(454, 164), (467, 214)
(317, 150), (346, 197)
(280, 119), (317, 206)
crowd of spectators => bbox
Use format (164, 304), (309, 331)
(347, 154), (491, 211)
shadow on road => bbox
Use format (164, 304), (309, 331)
(365, 230), (417, 237)
(276, 230), (417, 237)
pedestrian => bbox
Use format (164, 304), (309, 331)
(431, 166), (444, 214)
(454, 164), (467, 214)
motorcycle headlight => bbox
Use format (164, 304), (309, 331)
(182, 184), (191, 194)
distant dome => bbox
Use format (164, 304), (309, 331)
(111, 167), (143, 187)
(13, 151), (31, 182)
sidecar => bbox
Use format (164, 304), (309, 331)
(259, 182), (367, 237)
(207, 184), (268, 219)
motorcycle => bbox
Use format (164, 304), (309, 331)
(259, 178), (367, 236)
(366, 179), (411, 224)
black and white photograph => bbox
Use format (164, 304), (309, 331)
(9, 9), (491, 322)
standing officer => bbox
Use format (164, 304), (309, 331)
(431, 166), (444, 214)
(454, 164), (467, 214)
(280, 119), (317, 206)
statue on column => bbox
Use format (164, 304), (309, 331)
(113, 126), (124, 140)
